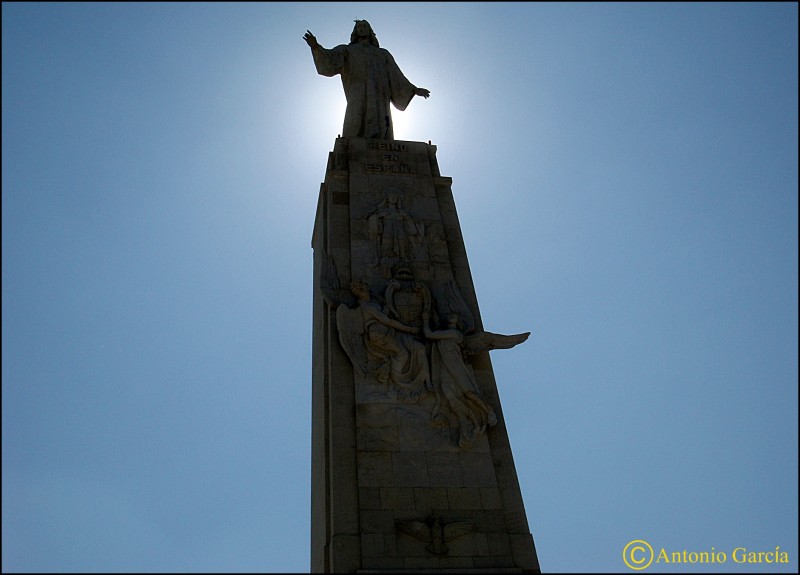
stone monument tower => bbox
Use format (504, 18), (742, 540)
(307, 21), (541, 573)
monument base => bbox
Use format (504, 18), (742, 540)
(312, 138), (540, 573)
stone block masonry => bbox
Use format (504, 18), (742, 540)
(312, 138), (540, 573)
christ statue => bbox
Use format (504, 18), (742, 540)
(303, 20), (430, 140)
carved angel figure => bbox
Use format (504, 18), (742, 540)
(336, 281), (430, 401)
(423, 312), (530, 446)
(395, 517), (473, 555)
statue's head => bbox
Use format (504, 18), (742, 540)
(350, 20), (379, 47)
(384, 186), (403, 206)
(350, 280), (370, 300)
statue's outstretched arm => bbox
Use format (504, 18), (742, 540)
(366, 305), (419, 335)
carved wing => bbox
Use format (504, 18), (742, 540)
(335, 305), (367, 375)
(462, 330), (531, 356)
(319, 252), (356, 309)
(441, 279), (475, 333)
(442, 521), (473, 542)
(395, 520), (432, 543)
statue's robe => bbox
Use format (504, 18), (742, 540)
(311, 42), (417, 139)
(430, 332), (497, 446)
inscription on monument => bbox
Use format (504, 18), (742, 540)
(365, 162), (417, 175)
(366, 140), (416, 174)
(369, 141), (408, 152)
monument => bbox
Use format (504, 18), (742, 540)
(308, 20), (541, 573)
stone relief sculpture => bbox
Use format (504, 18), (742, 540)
(367, 188), (420, 266)
(384, 262), (430, 328)
(395, 517), (473, 556)
(459, 327), (531, 356)
(303, 20), (430, 139)
(423, 312), (499, 446)
(437, 278), (476, 335)
(336, 280), (430, 402)
(423, 312), (529, 446)
(319, 249), (529, 447)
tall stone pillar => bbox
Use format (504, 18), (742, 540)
(312, 137), (540, 573)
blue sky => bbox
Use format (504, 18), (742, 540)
(2, 2), (797, 573)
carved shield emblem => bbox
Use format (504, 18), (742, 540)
(385, 279), (431, 328)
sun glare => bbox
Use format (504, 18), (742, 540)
(298, 84), (346, 143)
(391, 107), (410, 141)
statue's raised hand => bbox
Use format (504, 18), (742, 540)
(414, 87), (431, 99)
(303, 30), (319, 49)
